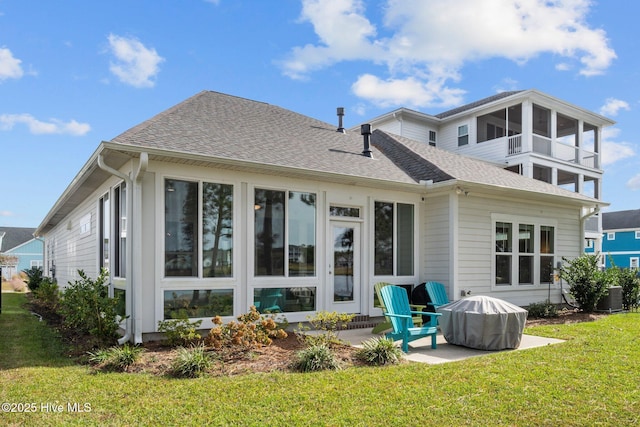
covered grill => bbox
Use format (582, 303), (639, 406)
(437, 296), (528, 350)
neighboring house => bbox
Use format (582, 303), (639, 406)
(359, 90), (613, 254)
(0, 227), (43, 280)
(590, 209), (640, 269)
(35, 90), (607, 343)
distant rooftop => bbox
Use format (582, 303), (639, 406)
(602, 209), (640, 230)
(435, 91), (523, 119)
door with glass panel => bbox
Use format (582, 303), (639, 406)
(328, 221), (361, 313)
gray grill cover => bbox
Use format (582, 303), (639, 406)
(437, 296), (528, 350)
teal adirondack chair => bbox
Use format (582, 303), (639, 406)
(425, 281), (449, 310)
(372, 282), (425, 334)
(380, 285), (441, 353)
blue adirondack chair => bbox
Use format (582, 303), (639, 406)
(425, 281), (449, 311)
(380, 285), (441, 353)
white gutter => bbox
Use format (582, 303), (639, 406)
(97, 152), (148, 345)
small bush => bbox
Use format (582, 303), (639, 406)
(171, 344), (212, 378)
(293, 344), (340, 372)
(22, 266), (44, 292)
(295, 311), (355, 347)
(59, 269), (121, 345)
(560, 255), (610, 313)
(356, 337), (403, 366)
(158, 318), (203, 347)
(206, 306), (288, 351)
(611, 267), (640, 311)
(527, 301), (559, 318)
(88, 344), (144, 371)
(32, 278), (59, 310)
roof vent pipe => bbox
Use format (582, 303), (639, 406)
(336, 107), (345, 133)
(360, 123), (372, 158)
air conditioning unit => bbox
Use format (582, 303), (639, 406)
(596, 286), (623, 312)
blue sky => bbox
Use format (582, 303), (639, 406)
(1, 0), (638, 228)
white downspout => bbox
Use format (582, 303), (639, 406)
(580, 205), (601, 261)
(97, 153), (147, 344)
(132, 153), (148, 343)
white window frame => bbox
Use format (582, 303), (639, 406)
(635, 231), (640, 239)
(608, 232), (615, 240)
(79, 213), (91, 235)
(457, 124), (469, 146)
(631, 257), (639, 270)
(428, 130), (437, 147)
(491, 214), (557, 290)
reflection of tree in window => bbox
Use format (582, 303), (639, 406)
(334, 227), (354, 300)
(288, 192), (316, 277)
(374, 202), (393, 275)
(255, 189), (285, 276)
(165, 179), (198, 276)
(203, 183), (233, 277)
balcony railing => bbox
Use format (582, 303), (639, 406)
(507, 134), (599, 169)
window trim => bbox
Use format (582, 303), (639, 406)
(457, 124), (469, 146)
(428, 130), (437, 147)
(608, 232), (615, 240)
(491, 214), (557, 290)
(635, 231), (640, 239)
(373, 200), (417, 278)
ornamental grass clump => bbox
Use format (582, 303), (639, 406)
(88, 344), (144, 372)
(171, 344), (213, 378)
(356, 336), (403, 366)
(293, 344), (340, 372)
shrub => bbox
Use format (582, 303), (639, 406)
(59, 269), (121, 345)
(171, 344), (212, 378)
(527, 301), (559, 318)
(295, 311), (355, 347)
(559, 255), (610, 313)
(158, 318), (203, 347)
(614, 267), (640, 311)
(32, 278), (60, 310)
(293, 344), (340, 372)
(206, 306), (288, 351)
(22, 266), (44, 292)
(356, 337), (403, 366)
(88, 344), (144, 371)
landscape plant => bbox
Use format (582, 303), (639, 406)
(355, 336), (403, 366)
(22, 266), (44, 292)
(31, 277), (60, 310)
(527, 300), (558, 318)
(559, 254), (610, 312)
(608, 265), (640, 311)
(88, 344), (144, 372)
(171, 343), (213, 378)
(296, 310), (355, 347)
(58, 269), (121, 345)
(206, 305), (288, 351)
(293, 344), (340, 372)
(157, 317), (203, 347)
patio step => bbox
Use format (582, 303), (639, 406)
(346, 315), (384, 330)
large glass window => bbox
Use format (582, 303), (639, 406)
(494, 219), (555, 287)
(375, 201), (414, 276)
(253, 287), (316, 313)
(164, 289), (233, 319)
(202, 183), (233, 277)
(254, 188), (316, 277)
(99, 194), (110, 272)
(165, 180), (198, 277)
(165, 179), (234, 278)
(495, 222), (512, 286)
(114, 183), (127, 278)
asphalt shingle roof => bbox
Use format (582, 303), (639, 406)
(435, 91), (523, 119)
(0, 227), (35, 252)
(108, 90), (597, 204)
(602, 209), (640, 230)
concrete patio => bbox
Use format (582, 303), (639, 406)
(337, 328), (565, 364)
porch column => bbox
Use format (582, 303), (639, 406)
(577, 173), (585, 195)
(551, 167), (558, 186)
(550, 111), (557, 158)
(577, 119), (584, 165)
(521, 100), (532, 153)
(521, 161), (534, 179)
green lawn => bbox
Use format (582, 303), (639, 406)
(2, 292), (639, 426)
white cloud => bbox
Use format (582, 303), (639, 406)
(0, 114), (91, 136)
(0, 47), (24, 81)
(600, 128), (636, 167)
(0, 210), (14, 217)
(282, 0), (616, 107)
(599, 98), (630, 117)
(107, 34), (164, 88)
(627, 175), (640, 191)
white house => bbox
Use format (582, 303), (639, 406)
(358, 90), (614, 253)
(35, 90), (607, 343)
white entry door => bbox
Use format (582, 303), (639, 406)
(328, 221), (361, 313)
